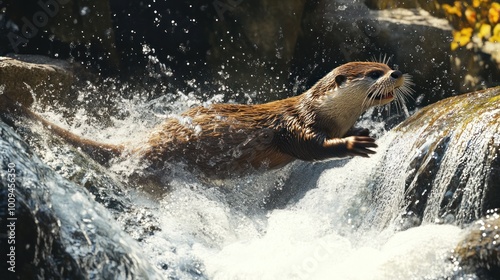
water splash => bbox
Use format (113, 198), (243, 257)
(5, 83), (499, 279)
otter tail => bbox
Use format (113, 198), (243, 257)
(0, 95), (124, 165)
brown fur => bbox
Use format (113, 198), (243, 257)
(0, 61), (411, 180)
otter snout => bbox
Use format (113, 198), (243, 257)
(390, 70), (402, 79)
(390, 70), (405, 88)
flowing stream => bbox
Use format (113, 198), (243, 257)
(128, 131), (466, 280)
(3, 86), (490, 279)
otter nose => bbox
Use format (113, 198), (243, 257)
(390, 70), (402, 79)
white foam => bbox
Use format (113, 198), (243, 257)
(197, 218), (462, 280)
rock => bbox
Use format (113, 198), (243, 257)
(395, 86), (500, 224)
(373, 8), (455, 105)
(450, 39), (500, 94)
(364, 0), (442, 14)
(0, 55), (74, 107)
(207, 0), (308, 101)
(2, 0), (499, 107)
(454, 210), (500, 278)
(3, 0), (119, 71)
(356, 86), (500, 230)
(0, 121), (161, 279)
(2, 0), (497, 108)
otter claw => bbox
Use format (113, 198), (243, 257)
(345, 136), (378, 157)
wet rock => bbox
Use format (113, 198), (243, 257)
(373, 8), (457, 104)
(394, 86), (500, 224)
(0, 121), (161, 279)
(0, 55), (74, 107)
(454, 210), (500, 278)
(2, 0), (498, 107)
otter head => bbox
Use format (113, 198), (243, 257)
(329, 61), (411, 107)
(307, 61), (413, 136)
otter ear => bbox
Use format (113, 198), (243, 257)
(335, 75), (347, 87)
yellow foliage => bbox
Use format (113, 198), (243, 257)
(473, 0), (488, 8)
(489, 2), (500, 24)
(451, 28), (473, 50)
(478, 23), (492, 38)
(443, 3), (462, 17)
(490, 23), (500, 42)
(466, 7), (477, 25)
(442, 0), (500, 50)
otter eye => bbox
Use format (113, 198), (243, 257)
(368, 71), (384, 80)
(335, 75), (347, 86)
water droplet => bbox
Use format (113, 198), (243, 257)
(80, 6), (90, 16)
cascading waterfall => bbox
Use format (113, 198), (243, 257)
(421, 110), (500, 225)
(187, 131), (463, 280)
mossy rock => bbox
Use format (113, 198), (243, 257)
(0, 55), (74, 107)
(393, 86), (500, 224)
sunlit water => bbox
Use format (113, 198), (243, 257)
(127, 132), (465, 280)
(3, 84), (477, 279)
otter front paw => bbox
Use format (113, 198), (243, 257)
(344, 136), (378, 157)
(325, 136), (378, 158)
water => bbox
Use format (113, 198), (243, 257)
(123, 131), (465, 280)
(4, 84), (491, 279)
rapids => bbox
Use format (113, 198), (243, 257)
(3, 87), (487, 279)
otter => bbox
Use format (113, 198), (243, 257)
(0, 61), (413, 180)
